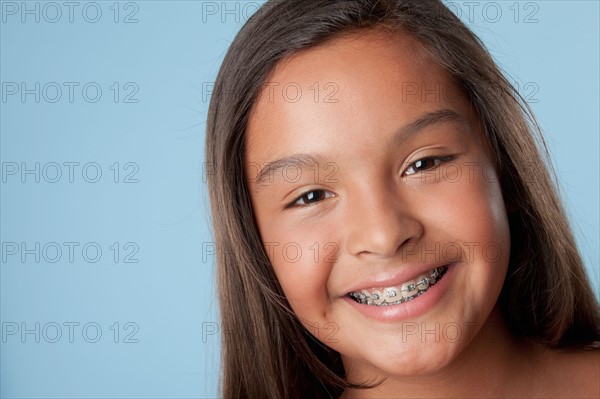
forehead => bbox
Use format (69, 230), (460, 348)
(245, 29), (468, 164)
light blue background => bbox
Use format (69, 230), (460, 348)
(1, 1), (598, 398)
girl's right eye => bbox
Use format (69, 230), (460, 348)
(287, 190), (333, 208)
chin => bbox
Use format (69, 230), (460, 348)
(346, 338), (466, 380)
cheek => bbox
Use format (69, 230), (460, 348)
(467, 168), (510, 257)
(262, 222), (335, 320)
(424, 163), (509, 246)
(442, 166), (510, 306)
(410, 164), (510, 292)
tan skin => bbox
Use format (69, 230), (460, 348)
(245, 30), (599, 398)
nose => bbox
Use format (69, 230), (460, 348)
(344, 181), (423, 259)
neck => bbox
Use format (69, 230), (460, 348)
(342, 307), (535, 398)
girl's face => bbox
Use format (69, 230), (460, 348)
(245, 30), (511, 379)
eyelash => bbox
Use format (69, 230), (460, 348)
(285, 156), (453, 209)
(403, 155), (454, 176)
(286, 189), (334, 209)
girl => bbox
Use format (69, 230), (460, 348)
(205, 1), (600, 398)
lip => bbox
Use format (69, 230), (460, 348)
(343, 261), (453, 295)
(343, 262), (456, 322)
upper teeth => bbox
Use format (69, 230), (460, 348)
(349, 266), (447, 306)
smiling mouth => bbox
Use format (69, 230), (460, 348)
(348, 266), (448, 306)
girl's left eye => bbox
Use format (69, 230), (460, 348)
(287, 189), (334, 208)
(403, 156), (452, 176)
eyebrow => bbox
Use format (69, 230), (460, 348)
(393, 108), (468, 148)
(250, 108), (467, 188)
(252, 153), (327, 187)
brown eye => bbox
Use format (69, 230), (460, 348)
(404, 156), (450, 176)
(291, 190), (333, 207)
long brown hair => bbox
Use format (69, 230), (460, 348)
(205, 1), (600, 397)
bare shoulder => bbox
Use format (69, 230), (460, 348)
(535, 347), (600, 398)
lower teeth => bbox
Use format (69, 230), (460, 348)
(349, 266), (448, 306)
